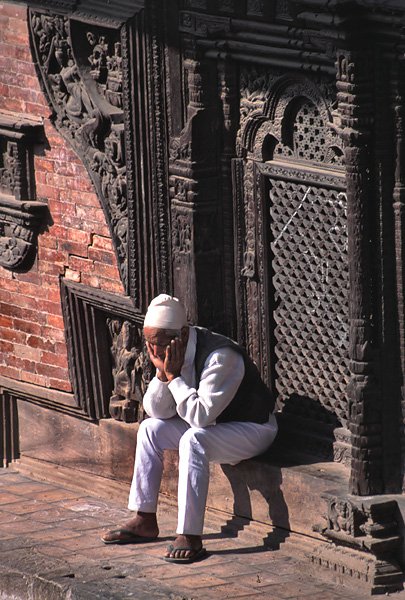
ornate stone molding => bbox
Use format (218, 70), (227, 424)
(313, 495), (403, 594)
(29, 11), (129, 289)
(0, 110), (47, 271)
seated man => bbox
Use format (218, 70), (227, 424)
(102, 294), (278, 563)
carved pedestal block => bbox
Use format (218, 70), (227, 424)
(313, 496), (403, 594)
(0, 110), (47, 271)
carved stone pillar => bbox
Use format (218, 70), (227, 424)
(169, 56), (222, 328)
(336, 49), (382, 494)
(392, 59), (405, 490)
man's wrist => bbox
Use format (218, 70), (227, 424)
(156, 370), (168, 382)
(166, 373), (181, 383)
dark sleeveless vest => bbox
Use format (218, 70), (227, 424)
(194, 327), (275, 424)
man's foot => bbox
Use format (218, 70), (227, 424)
(163, 534), (207, 563)
(101, 512), (159, 544)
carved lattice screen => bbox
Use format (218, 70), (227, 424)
(267, 175), (349, 426)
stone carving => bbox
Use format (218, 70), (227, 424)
(88, 33), (123, 108)
(29, 10), (128, 289)
(313, 495), (403, 594)
(61, 279), (149, 421)
(0, 112), (47, 271)
(172, 211), (192, 255)
(108, 319), (150, 423)
(335, 48), (382, 495)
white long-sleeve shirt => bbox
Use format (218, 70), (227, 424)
(142, 326), (245, 428)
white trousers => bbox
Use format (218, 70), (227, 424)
(128, 414), (278, 536)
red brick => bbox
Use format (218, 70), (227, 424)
(0, 289), (11, 303)
(0, 302), (23, 319)
(36, 183), (60, 201)
(46, 314), (65, 329)
(74, 191), (100, 208)
(8, 86), (42, 105)
(27, 335), (55, 352)
(35, 157), (54, 173)
(14, 344), (41, 361)
(46, 132), (67, 148)
(9, 294), (38, 310)
(64, 268), (81, 283)
(46, 225), (68, 240)
(0, 278), (18, 292)
(15, 270), (40, 285)
(38, 247), (66, 264)
(54, 342), (68, 355)
(68, 256), (95, 273)
(40, 261), (65, 276)
(58, 240), (88, 257)
(46, 173), (71, 188)
(3, 28), (27, 45)
(0, 365), (21, 379)
(93, 262), (120, 280)
(36, 362), (69, 379)
(0, 340), (14, 354)
(0, 83), (9, 96)
(67, 229), (91, 245)
(0, 327), (27, 345)
(52, 201), (76, 217)
(10, 280), (40, 297)
(7, 355), (37, 372)
(13, 318), (42, 336)
(54, 161), (86, 177)
(48, 289), (63, 304)
(23, 101), (49, 116)
(39, 235), (58, 250)
(98, 278), (124, 295)
(40, 275), (61, 289)
(76, 205), (105, 222)
(16, 305), (39, 323)
(41, 350), (68, 368)
(40, 300), (62, 316)
(0, 70), (20, 86)
(41, 325), (66, 343)
(88, 247), (116, 265)
(0, 315), (13, 328)
(81, 274), (101, 288)
(48, 378), (72, 392)
(1, 96), (24, 111)
(0, 5), (26, 18)
(0, 15), (9, 29)
(91, 235), (114, 251)
(9, 60), (36, 76)
(23, 371), (48, 387)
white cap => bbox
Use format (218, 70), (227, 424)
(144, 294), (187, 330)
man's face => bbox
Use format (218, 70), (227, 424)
(144, 326), (186, 361)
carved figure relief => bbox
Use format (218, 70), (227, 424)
(108, 319), (150, 423)
(0, 111), (47, 270)
(29, 10), (128, 288)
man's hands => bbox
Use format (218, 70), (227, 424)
(164, 338), (186, 382)
(146, 337), (186, 383)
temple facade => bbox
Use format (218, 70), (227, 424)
(1, 0), (405, 593)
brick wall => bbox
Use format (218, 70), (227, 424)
(0, 3), (124, 393)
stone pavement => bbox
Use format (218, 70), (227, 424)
(0, 468), (403, 600)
